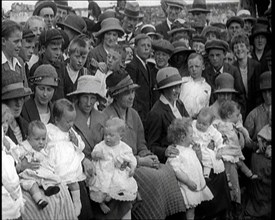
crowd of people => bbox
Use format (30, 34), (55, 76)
(2, 0), (272, 220)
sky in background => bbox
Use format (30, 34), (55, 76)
(2, 0), (239, 12)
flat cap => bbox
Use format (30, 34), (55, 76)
(192, 35), (206, 44)
(226, 16), (244, 28)
(205, 39), (229, 53)
(39, 29), (63, 46)
(134, 33), (151, 45)
(23, 29), (35, 39)
(152, 39), (174, 55)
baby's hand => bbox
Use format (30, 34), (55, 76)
(187, 180), (197, 191)
(69, 130), (78, 146)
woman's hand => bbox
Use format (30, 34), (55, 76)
(138, 155), (160, 169)
(165, 145), (179, 158)
(187, 179), (197, 191)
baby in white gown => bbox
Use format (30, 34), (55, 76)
(166, 117), (213, 220)
(46, 99), (86, 216)
(88, 117), (138, 214)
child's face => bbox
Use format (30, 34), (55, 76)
(233, 42), (249, 60)
(196, 114), (211, 132)
(43, 43), (62, 63)
(56, 109), (76, 132)
(19, 39), (35, 62)
(188, 56), (204, 80)
(228, 106), (240, 124)
(28, 128), (47, 152)
(2, 114), (11, 134)
(104, 126), (121, 147)
(69, 47), (89, 71)
(106, 49), (122, 71)
(125, 46), (133, 61)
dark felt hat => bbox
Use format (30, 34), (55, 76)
(205, 39), (229, 53)
(210, 22), (227, 30)
(23, 29), (35, 39)
(249, 23), (271, 43)
(106, 69), (140, 97)
(119, 2), (143, 18)
(188, 0), (210, 13)
(95, 17), (124, 38)
(152, 39), (174, 55)
(33, 0), (57, 16)
(57, 14), (87, 35)
(166, 0), (186, 9)
(259, 71), (271, 90)
(192, 34), (206, 44)
(39, 29), (63, 46)
(214, 72), (238, 93)
(29, 64), (59, 87)
(226, 16), (244, 28)
(171, 40), (195, 57)
(90, 9), (116, 33)
(54, 0), (72, 10)
(201, 26), (221, 38)
(2, 70), (32, 100)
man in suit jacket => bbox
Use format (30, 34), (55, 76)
(156, 0), (186, 40)
(202, 39), (247, 117)
(126, 34), (153, 126)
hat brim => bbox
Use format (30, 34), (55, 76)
(119, 11), (144, 18)
(213, 88), (238, 94)
(166, 3), (184, 9)
(111, 84), (140, 96)
(56, 4), (72, 11)
(57, 22), (84, 35)
(168, 27), (196, 36)
(171, 48), (195, 57)
(205, 46), (227, 53)
(67, 90), (107, 103)
(249, 31), (271, 43)
(95, 27), (124, 38)
(33, 2), (57, 16)
(155, 80), (184, 90)
(189, 8), (211, 13)
(2, 88), (32, 100)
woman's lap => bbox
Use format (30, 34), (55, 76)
(132, 164), (186, 219)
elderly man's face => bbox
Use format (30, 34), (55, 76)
(154, 50), (170, 68)
(55, 7), (68, 23)
(228, 22), (242, 38)
(166, 5), (182, 22)
(39, 7), (55, 29)
(208, 49), (225, 70)
(122, 16), (138, 34)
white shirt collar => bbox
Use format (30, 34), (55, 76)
(2, 51), (21, 70)
(136, 54), (147, 69)
(166, 18), (173, 30)
(160, 94), (182, 119)
(214, 66), (224, 74)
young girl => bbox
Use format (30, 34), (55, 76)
(87, 117), (138, 214)
(46, 98), (86, 216)
(192, 107), (226, 178)
(11, 120), (62, 210)
(180, 53), (211, 118)
(166, 117), (213, 220)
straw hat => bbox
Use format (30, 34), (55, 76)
(155, 67), (184, 90)
(188, 0), (210, 13)
(67, 75), (106, 102)
(2, 70), (32, 100)
(29, 64), (59, 87)
(33, 0), (57, 16)
(213, 72), (238, 94)
(140, 24), (163, 40)
(106, 69), (140, 97)
(119, 2), (143, 18)
(259, 71), (271, 90)
(95, 17), (124, 38)
(57, 14), (87, 35)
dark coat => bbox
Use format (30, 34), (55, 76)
(250, 47), (270, 73)
(6, 116), (29, 144)
(86, 43), (107, 74)
(202, 62), (247, 117)
(126, 55), (153, 126)
(21, 96), (54, 124)
(155, 19), (171, 40)
(29, 54), (65, 102)
(232, 57), (263, 117)
(145, 99), (189, 163)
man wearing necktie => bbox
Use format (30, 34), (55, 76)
(126, 34), (153, 126)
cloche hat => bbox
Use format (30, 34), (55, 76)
(214, 72), (238, 94)
(29, 64), (59, 87)
(95, 17), (124, 38)
(119, 2), (143, 18)
(155, 67), (184, 90)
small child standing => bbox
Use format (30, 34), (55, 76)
(166, 117), (213, 220)
(46, 98), (86, 216)
(192, 107), (225, 178)
(180, 53), (211, 118)
(88, 117), (138, 214)
(11, 120), (62, 210)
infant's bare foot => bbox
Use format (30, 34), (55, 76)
(100, 202), (110, 214)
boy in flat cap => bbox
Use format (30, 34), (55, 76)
(202, 39), (246, 118)
(29, 29), (65, 101)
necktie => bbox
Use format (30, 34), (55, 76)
(125, 34), (129, 42)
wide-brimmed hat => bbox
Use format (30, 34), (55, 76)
(57, 14), (87, 35)
(170, 41), (195, 59)
(259, 71), (271, 90)
(67, 75), (106, 103)
(95, 17), (124, 38)
(90, 9), (116, 33)
(29, 64), (59, 87)
(140, 24), (163, 40)
(119, 2), (143, 18)
(152, 39), (174, 55)
(201, 26), (221, 38)
(226, 16), (244, 28)
(205, 39), (229, 53)
(166, 0), (186, 9)
(54, 0), (72, 10)
(155, 67), (184, 90)
(213, 72), (238, 93)
(106, 69), (140, 97)
(2, 70), (32, 100)
(249, 23), (271, 43)
(33, 0), (57, 16)
(188, 0), (210, 13)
